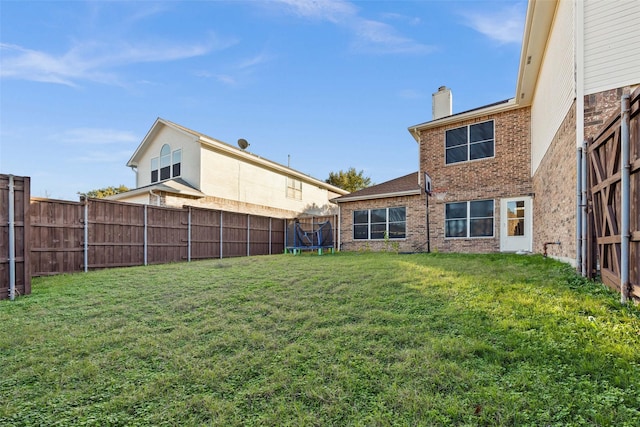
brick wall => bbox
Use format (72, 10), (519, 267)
(584, 86), (634, 140)
(416, 106), (532, 253)
(532, 103), (577, 262)
(531, 87), (635, 264)
(338, 194), (427, 253)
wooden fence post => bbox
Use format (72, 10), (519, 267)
(8, 175), (16, 300)
(219, 210), (223, 259)
(187, 207), (192, 262)
(144, 205), (148, 266)
(269, 217), (272, 255)
(83, 197), (89, 272)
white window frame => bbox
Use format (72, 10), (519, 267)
(151, 157), (159, 183)
(152, 146), (182, 183)
(444, 199), (495, 239)
(445, 120), (495, 165)
(172, 149), (182, 178)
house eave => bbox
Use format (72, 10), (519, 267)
(334, 189), (422, 203)
(408, 98), (519, 140)
(514, 0), (558, 107)
(106, 179), (206, 200)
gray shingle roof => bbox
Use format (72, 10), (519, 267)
(333, 172), (422, 203)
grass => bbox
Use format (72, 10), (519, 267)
(1, 252), (639, 426)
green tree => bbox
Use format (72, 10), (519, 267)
(78, 185), (129, 199)
(326, 168), (372, 192)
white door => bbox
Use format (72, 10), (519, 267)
(500, 197), (532, 252)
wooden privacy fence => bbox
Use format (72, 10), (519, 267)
(588, 86), (640, 301)
(30, 197), (287, 277)
(1, 175), (30, 300)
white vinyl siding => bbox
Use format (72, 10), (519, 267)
(530, 0), (575, 175)
(583, 0), (640, 95)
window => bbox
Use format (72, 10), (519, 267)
(445, 120), (494, 164)
(353, 207), (406, 240)
(445, 200), (494, 238)
(151, 145), (181, 183)
(151, 157), (159, 183)
(287, 178), (302, 200)
(172, 149), (181, 178)
(160, 144), (171, 180)
(507, 200), (525, 236)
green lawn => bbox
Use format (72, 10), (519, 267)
(1, 252), (639, 426)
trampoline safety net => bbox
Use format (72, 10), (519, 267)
(287, 220), (334, 249)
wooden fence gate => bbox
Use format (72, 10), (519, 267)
(587, 87), (640, 301)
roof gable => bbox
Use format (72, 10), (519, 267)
(126, 118), (198, 167)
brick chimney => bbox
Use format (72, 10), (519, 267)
(432, 86), (452, 120)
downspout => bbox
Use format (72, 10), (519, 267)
(581, 141), (588, 277)
(575, 0), (587, 276)
(149, 189), (160, 206)
(620, 94), (631, 304)
(8, 175), (15, 300)
(576, 147), (582, 270)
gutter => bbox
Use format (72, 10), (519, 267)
(333, 189), (422, 203)
(408, 98), (518, 140)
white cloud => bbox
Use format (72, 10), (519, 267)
(0, 35), (234, 86)
(380, 12), (421, 26)
(461, 3), (526, 44)
(53, 128), (139, 145)
(272, 0), (432, 55)
(352, 19), (433, 54)
(237, 52), (274, 70)
(70, 150), (132, 163)
(274, 0), (356, 23)
(215, 74), (238, 86)
(398, 89), (424, 100)
(195, 51), (274, 86)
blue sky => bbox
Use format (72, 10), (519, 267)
(0, 0), (526, 200)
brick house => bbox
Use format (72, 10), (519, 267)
(410, 94), (533, 253)
(333, 172), (425, 253)
(336, 0), (639, 264)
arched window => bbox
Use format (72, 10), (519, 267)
(160, 144), (171, 180)
(150, 144), (182, 183)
